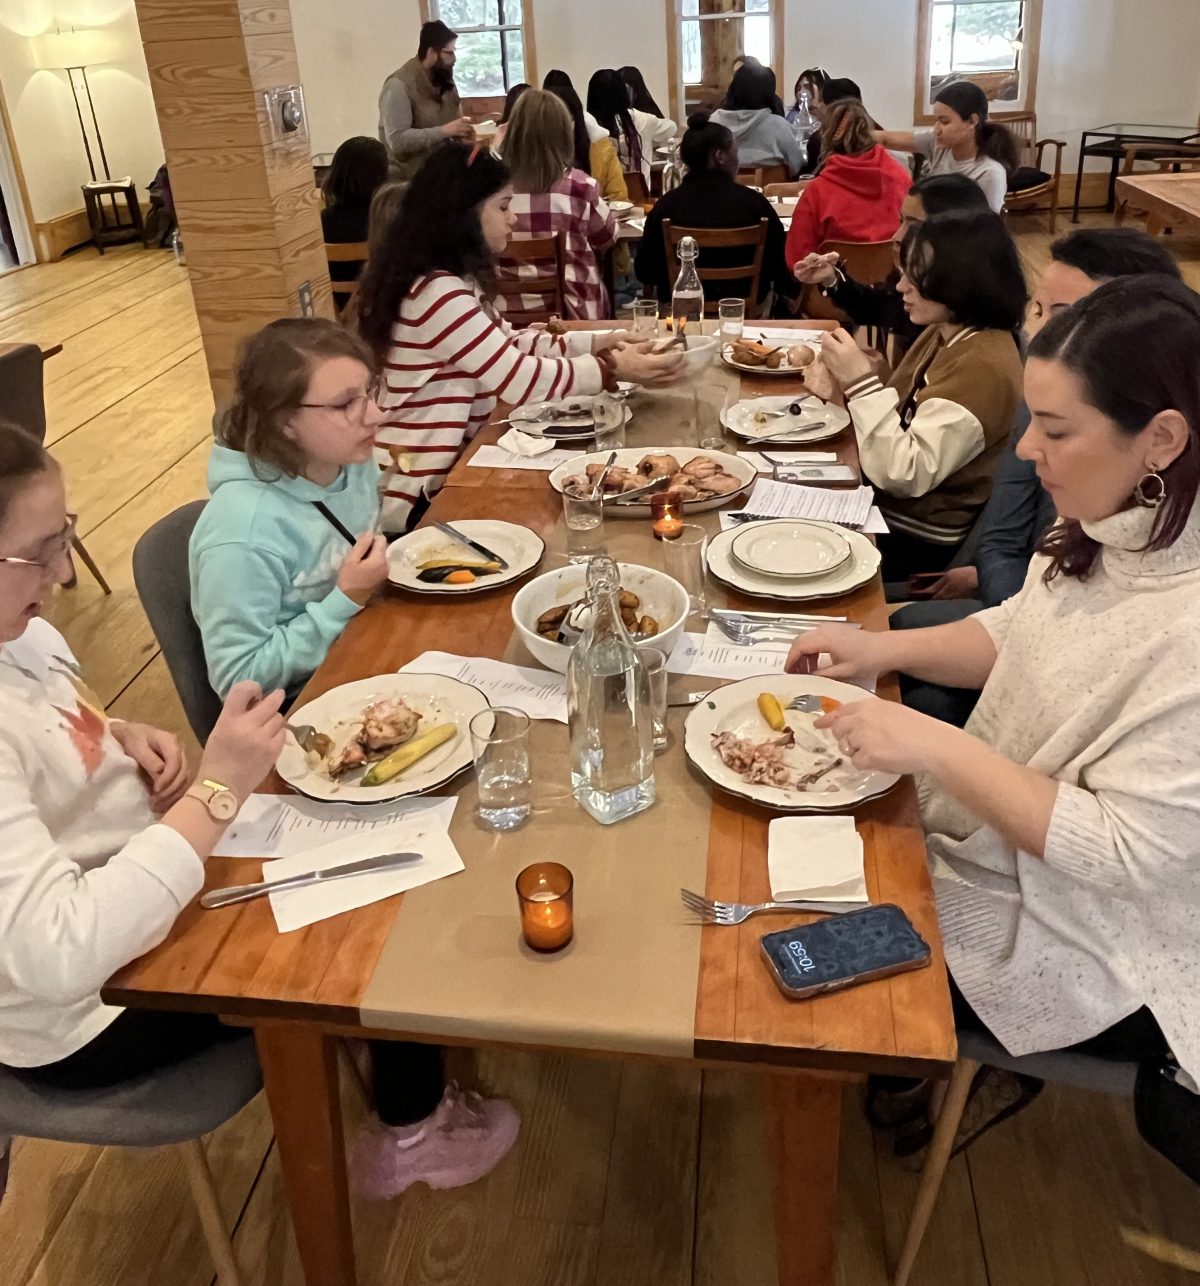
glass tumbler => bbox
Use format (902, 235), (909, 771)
(469, 706), (532, 831)
(563, 491), (605, 562)
(718, 297), (745, 342)
(663, 523), (709, 619)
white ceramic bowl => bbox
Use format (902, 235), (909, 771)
(652, 332), (720, 381)
(511, 562), (690, 674)
(609, 199), (635, 218)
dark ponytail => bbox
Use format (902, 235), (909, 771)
(680, 110), (733, 173)
(587, 69), (644, 175)
(933, 81), (1018, 174)
(1028, 276), (1200, 581)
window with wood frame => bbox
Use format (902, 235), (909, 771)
(668, 0), (785, 123)
(915, 0), (1041, 121)
(425, 0), (533, 98)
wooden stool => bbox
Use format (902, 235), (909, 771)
(81, 179), (144, 254)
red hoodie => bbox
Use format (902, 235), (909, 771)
(785, 145), (912, 264)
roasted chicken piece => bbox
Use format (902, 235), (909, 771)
(361, 698), (422, 752)
(668, 478), (702, 501)
(638, 453), (681, 480)
(694, 470), (743, 496)
(327, 734), (368, 778)
(680, 455), (722, 479)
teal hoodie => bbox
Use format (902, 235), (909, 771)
(190, 444), (380, 700)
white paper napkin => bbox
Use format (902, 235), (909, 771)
(265, 797), (462, 932)
(767, 815), (869, 903)
(497, 426), (558, 457)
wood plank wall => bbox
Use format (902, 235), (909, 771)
(133, 0), (332, 403)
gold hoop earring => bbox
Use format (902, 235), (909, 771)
(1134, 471), (1166, 509)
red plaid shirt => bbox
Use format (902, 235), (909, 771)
(498, 170), (617, 321)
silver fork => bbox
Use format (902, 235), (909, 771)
(287, 722), (323, 754)
(710, 616), (818, 644)
(680, 888), (847, 924)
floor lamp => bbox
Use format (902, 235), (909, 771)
(34, 26), (116, 182)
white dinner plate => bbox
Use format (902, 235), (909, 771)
(547, 446), (757, 515)
(722, 393), (850, 444)
(720, 336), (824, 377)
(730, 519), (852, 579)
(386, 520), (545, 595)
(706, 521), (880, 601)
(507, 395), (633, 440)
(277, 674), (489, 804)
(684, 676), (899, 813)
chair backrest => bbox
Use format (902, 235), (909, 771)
(494, 233), (567, 327)
(763, 181), (803, 199)
(822, 239), (896, 286)
(661, 219), (769, 316)
(623, 169), (651, 204)
(736, 163), (790, 188)
(324, 240), (369, 313)
(133, 500), (223, 743)
(994, 110), (1037, 166)
(0, 343), (48, 443)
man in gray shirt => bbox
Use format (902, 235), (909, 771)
(379, 20), (474, 180)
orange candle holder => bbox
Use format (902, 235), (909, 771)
(516, 862), (574, 952)
(650, 488), (684, 542)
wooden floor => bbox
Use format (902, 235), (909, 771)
(4, 222), (1200, 1286)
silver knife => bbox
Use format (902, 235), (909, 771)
(431, 521), (510, 570)
(712, 608), (850, 623)
(201, 851), (423, 910)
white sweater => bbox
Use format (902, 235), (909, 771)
(0, 619), (204, 1067)
(923, 504), (1200, 1078)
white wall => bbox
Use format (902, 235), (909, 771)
(0, 0), (164, 224)
(291, 0), (1200, 168)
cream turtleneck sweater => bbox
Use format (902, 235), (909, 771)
(922, 504), (1200, 1078)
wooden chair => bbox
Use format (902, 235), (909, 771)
(801, 239), (895, 347)
(764, 180), (804, 199)
(661, 219), (769, 317)
(494, 233), (567, 327)
(623, 169), (652, 206)
(1114, 145), (1200, 228)
(736, 163), (790, 188)
(324, 241), (369, 316)
(998, 111), (1066, 233)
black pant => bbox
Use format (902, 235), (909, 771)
(9, 1010), (445, 1129)
(880, 529), (961, 583)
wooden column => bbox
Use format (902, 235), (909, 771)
(134, 0), (332, 403)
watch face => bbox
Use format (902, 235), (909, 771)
(210, 790), (238, 822)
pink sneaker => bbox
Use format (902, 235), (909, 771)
(351, 1082), (520, 1199)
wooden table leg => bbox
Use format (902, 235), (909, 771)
(255, 1024), (356, 1286)
(767, 1073), (843, 1286)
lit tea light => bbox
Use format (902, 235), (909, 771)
(650, 489), (684, 542)
(516, 862), (574, 952)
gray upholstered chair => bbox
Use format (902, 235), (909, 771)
(0, 1035), (261, 1286)
(133, 501), (222, 743)
(892, 1029), (1141, 1286)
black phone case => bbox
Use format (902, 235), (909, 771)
(759, 904), (932, 1000)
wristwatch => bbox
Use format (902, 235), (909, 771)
(185, 778), (239, 822)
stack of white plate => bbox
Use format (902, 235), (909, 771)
(707, 519), (880, 602)
(721, 394), (850, 445)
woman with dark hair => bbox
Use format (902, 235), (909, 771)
(635, 111), (801, 312)
(587, 67), (675, 183)
(321, 135), (390, 286)
(498, 81), (531, 124)
(806, 210), (1025, 576)
(618, 65), (664, 117)
(876, 81), (1018, 212)
(788, 66), (828, 172)
(787, 276), (1200, 1117)
(711, 62), (803, 176)
(784, 100), (911, 261)
(357, 141), (681, 530)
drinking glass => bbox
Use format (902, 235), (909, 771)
(516, 862), (574, 952)
(592, 391), (626, 451)
(663, 524), (708, 618)
(563, 492), (605, 562)
(694, 382), (733, 452)
(632, 299), (659, 337)
(718, 297), (745, 342)
(640, 646), (669, 753)
(469, 707), (532, 831)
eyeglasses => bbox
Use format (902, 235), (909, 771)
(0, 513), (77, 573)
(299, 375), (382, 420)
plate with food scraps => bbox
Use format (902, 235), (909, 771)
(720, 336), (823, 376)
(684, 676), (898, 812)
(548, 447), (756, 514)
(507, 393), (633, 440)
(277, 674), (489, 803)
(707, 521), (880, 601)
(731, 519), (853, 579)
(721, 393), (850, 444)
(387, 520), (544, 594)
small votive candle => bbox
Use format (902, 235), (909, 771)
(650, 488), (685, 541)
(516, 862), (574, 952)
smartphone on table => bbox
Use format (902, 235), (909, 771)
(759, 904), (931, 1000)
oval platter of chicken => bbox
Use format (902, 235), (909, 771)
(276, 674), (490, 803)
(547, 447), (757, 514)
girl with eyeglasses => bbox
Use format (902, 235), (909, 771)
(190, 318), (389, 701)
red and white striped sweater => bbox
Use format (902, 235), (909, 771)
(375, 271), (604, 531)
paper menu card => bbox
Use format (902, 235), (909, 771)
(730, 477), (875, 529)
(264, 797), (463, 933)
(399, 651), (568, 723)
(665, 628), (875, 689)
(767, 815), (869, 903)
(468, 445), (584, 471)
(213, 793), (456, 858)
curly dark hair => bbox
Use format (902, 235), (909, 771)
(355, 142), (511, 362)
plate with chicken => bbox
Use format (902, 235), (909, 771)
(277, 674), (489, 803)
(548, 447), (757, 514)
(683, 676), (899, 812)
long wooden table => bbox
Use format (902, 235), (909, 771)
(106, 322), (955, 1286)
(1115, 171), (1200, 235)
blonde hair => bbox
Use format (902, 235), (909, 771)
(502, 89), (574, 193)
(818, 101), (876, 165)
